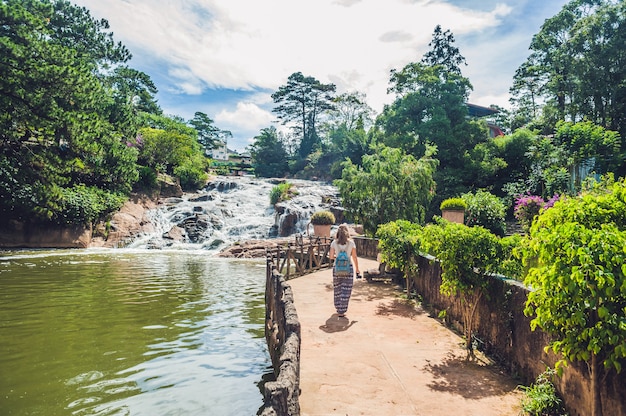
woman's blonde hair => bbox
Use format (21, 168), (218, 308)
(336, 224), (350, 245)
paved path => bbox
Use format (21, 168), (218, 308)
(288, 257), (523, 416)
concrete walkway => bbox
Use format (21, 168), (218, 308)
(288, 257), (523, 416)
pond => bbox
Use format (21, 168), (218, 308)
(0, 249), (271, 416)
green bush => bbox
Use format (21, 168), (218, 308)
(377, 220), (422, 277)
(174, 161), (208, 191)
(270, 182), (295, 205)
(461, 190), (507, 236)
(135, 166), (158, 191)
(498, 234), (523, 280)
(420, 219), (504, 357)
(55, 185), (126, 226)
(440, 197), (467, 211)
(519, 368), (567, 416)
(310, 210), (335, 225)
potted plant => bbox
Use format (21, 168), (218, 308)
(309, 210), (335, 237)
(440, 198), (467, 224)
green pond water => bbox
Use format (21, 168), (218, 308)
(0, 249), (271, 416)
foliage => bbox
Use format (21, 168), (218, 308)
(248, 126), (289, 178)
(513, 194), (560, 231)
(521, 177), (626, 416)
(325, 91), (375, 132)
(271, 72), (336, 158)
(514, 195), (545, 231)
(321, 94), (375, 173)
(421, 25), (467, 75)
(440, 198), (467, 211)
(518, 368), (568, 416)
(0, 0), (149, 224)
(377, 220), (423, 295)
(490, 129), (536, 201)
(376, 26), (502, 210)
(310, 210), (335, 225)
(511, 0), (626, 153)
(135, 166), (158, 191)
(174, 153), (209, 191)
(188, 111), (231, 151)
(379, 62), (474, 161)
(54, 185), (126, 226)
(270, 182), (295, 206)
(499, 234), (523, 281)
(336, 146), (437, 236)
(420, 220), (504, 357)
(461, 190), (507, 236)
(554, 120), (622, 177)
(136, 114), (208, 190)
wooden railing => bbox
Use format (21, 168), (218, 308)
(266, 234), (332, 279)
(261, 258), (301, 416)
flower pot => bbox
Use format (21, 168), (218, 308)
(442, 209), (464, 224)
(308, 223), (331, 238)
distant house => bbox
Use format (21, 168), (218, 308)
(466, 103), (504, 138)
(207, 141), (228, 161)
(238, 153), (252, 165)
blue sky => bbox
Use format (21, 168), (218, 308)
(72, 0), (569, 152)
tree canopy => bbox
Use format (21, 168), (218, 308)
(271, 72), (336, 158)
(522, 177), (626, 416)
(336, 145), (438, 235)
(511, 0), (626, 147)
(0, 0), (147, 223)
(248, 126), (289, 178)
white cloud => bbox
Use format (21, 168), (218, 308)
(76, 0), (515, 110)
(72, 0), (569, 149)
(215, 102), (275, 133)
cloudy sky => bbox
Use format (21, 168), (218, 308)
(72, 0), (569, 151)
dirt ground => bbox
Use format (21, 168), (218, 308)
(288, 257), (523, 416)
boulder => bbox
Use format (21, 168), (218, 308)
(218, 238), (292, 258)
(0, 220), (92, 248)
(91, 194), (157, 248)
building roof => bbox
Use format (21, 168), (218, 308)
(467, 103), (499, 118)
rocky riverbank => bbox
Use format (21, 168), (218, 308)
(1, 176), (346, 251)
(216, 237), (293, 258)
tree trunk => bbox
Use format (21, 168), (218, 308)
(591, 353), (603, 416)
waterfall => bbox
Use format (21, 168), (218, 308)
(127, 176), (340, 251)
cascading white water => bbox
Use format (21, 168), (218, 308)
(127, 176), (340, 251)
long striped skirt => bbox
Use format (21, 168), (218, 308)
(332, 265), (354, 315)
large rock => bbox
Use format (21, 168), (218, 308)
(0, 221), (92, 248)
(90, 194), (157, 248)
(158, 175), (183, 198)
(218, 238), (292, 258)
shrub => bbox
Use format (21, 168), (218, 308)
(518, 368), (567, 416)
(174, 161), (208, 191)
(514, 195), (544, 230)
(498, 234), (523, 280)
(440, 197), (467, 211)
(270, 182), (294, 205)
(514, 194), (560, 231)
(377, 220), (423, 296)
(55, 185), (126, 226)
(135, 166), (158, 191)
(461, 190), (507, 236)
(421, 219), (503, 358)
(310, 210), (335, 225)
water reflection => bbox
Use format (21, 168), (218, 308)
(0, 250), (270, 416)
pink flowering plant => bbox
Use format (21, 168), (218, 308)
(514, 194), (559, 231)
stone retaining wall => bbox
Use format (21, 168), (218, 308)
(261, 258), (301, 416)
(261, 238), (626, 415)
(413, 254), (626, 416)
(353, 236), (379, 259)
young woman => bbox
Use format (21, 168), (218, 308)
(329, 224), (360, 317)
